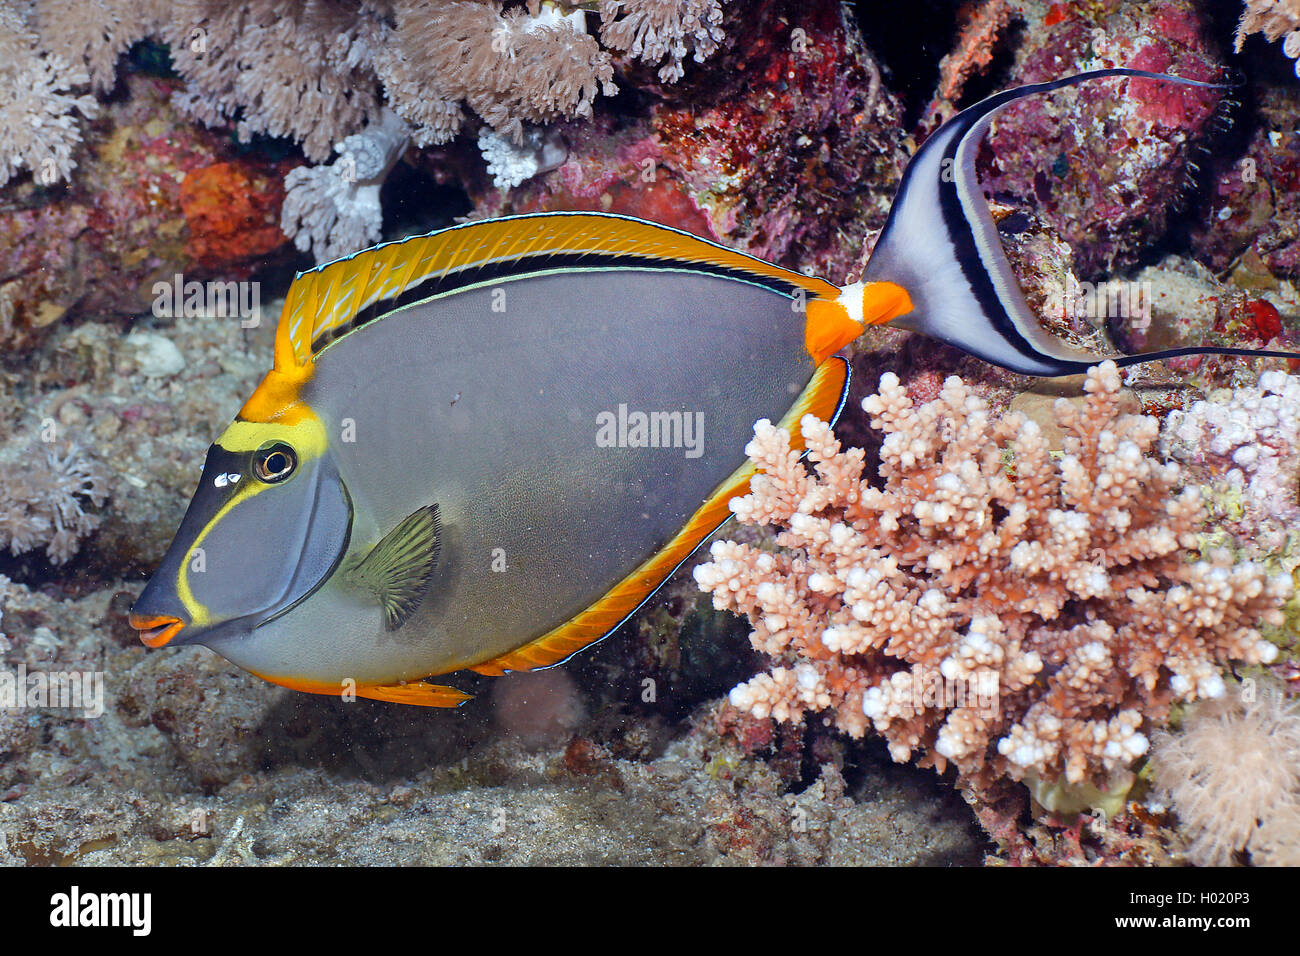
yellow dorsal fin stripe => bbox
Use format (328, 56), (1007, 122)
(275, 212), (844, 370)
(466, 357), (851, 678)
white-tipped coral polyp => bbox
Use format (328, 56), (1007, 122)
(695, 362), (1290, 799)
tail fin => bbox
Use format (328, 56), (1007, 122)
(860, 69), (1298, 375)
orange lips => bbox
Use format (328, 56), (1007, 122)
(129, 613), (186, 648)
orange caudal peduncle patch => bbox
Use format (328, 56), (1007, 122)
(803, 281), (913, 365)
(861, 281), (914, 326)
(805, 298), (864, 365)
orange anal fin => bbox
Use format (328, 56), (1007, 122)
(249, 669), (472, 707)
(355, 681), (472, 707)
(468, 357), (851, 678)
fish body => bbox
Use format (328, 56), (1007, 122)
(226, 267), (847, 692)
(132, 68), (1299, 705)
(131, 216), (887, 703)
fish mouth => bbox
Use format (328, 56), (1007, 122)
(129, 613), (187, 648)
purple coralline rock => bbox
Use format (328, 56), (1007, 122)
(1188, 85), (1300, 278)
(981, 0), (1224, 278)
(466, 0), (908, 283)
(0, 73), (295, 352)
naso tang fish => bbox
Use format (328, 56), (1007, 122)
(129, 69), (1300, 705)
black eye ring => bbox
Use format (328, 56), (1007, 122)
(253, 442), (297, 483)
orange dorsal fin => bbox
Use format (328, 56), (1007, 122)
(467, 356), (850, 677)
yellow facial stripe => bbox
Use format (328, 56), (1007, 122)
(175, 478), (269, 627)
(175, 413), (329, 625)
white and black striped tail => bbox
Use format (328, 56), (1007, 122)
(863, 69), (1300, 376)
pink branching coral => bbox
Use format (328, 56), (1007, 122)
(1152, 680), (1300, 866)
(694, 363), (1290, 795)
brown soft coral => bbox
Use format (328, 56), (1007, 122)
(0, 435), (108, 565)
(380, 0), (616, 146)
(598, 0), (727, 83)
(695, 363), (1289, 798)
(0, 4), (98, 187)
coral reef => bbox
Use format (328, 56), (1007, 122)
(924, 0), (1016, 122)
(473, 0), (907, 281)
(3, 0), (756, 301)
(1162, 367), (1300, 554)
(0, 4), (97, 187)
(1188, 85), (1300, 279)
(5, 0), (1300, 869)
(7, 0), (727, 174)
(0, 73), (294, 345)
(476, 126), (567, 191)
(380, 0), (617, 148)
(983, 0), (1225, 277)
(598, 0), (726, 83)
(1151, 679), (1300, 865)
(0, 435), (107, 565)
(695, 364), (1289, 799)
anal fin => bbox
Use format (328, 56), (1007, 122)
(249, 669), (472, 707)
(355, 680), (472, 707)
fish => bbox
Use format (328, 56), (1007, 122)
(129, 69), (1300, 705)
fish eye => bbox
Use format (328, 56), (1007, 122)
(253, 442), (297, 483)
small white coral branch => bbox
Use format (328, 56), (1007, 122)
(281, 107), (410, 264)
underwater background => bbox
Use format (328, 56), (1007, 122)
(2, 0), (1300, 866)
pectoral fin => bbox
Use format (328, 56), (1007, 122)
(343, 504), (442, 630)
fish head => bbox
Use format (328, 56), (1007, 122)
(129, 412), (352, 649)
